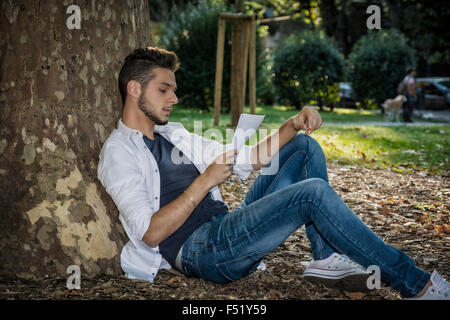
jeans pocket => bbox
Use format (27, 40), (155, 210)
(216, 251), (263, 283)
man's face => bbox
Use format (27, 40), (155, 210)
(137, 67), (178, 126)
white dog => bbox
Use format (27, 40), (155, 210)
(382, 95), (407, 122)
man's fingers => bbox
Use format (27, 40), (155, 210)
(305, 116), (316, 131)
(311, 119), (320, 130)
(226, 149), (238, 164)
(216, 149), (238, 164)
(296, 106), (322, 134)
(308, 114), (322, 130)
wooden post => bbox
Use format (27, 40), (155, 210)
(240, 19), (250, 114)
(230, 20), (243, 128)
(249, 15), (256, 115)
(213, 12), (255, 128)
(213, 17), (226, 126)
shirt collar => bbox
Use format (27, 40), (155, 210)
(117, 119), (170, 137)
(118, 119), (141, 137)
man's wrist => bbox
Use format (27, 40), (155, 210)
(183, 190), (197, 208)
(196, 174), (215, 193)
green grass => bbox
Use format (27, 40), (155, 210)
(314, 125), (449, 175)
(170, 105), (450, 175)
(171, 105), (385, 129)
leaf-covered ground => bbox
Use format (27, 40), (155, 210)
(1, 162), (449, 300)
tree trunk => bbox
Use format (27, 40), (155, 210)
(0, 0), (152, 279)
(319, 0), (339, 39)
(336, 0), (350, 56)
(386, 0), (403, 31)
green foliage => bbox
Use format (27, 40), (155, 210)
(157, 0), (231, 111)
(402, 0), (450, 70)
(348, 30), (415, 107)
(255, 49), (276, 105)
(158, 0), (271, 111)
(272, 31), (345, 109)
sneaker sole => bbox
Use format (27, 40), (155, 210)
(303, 273), (372, 293)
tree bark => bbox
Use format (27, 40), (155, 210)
(0, 0), (152, 279)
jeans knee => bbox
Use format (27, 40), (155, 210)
(292, 133), (322, 154)
(304, 177), (329, 195)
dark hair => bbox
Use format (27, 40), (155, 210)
(118, 47), (180, 106)
(406, 67), (415, 74)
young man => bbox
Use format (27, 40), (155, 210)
(97, 47), (449, 299)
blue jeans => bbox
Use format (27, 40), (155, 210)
(179, 134), (430, 298)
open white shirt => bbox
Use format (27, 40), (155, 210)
(97, 119), (256, 282)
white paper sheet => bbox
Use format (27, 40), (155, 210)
(232, 113), (265, 151)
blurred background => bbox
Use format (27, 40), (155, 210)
(149, 0), (450, 114)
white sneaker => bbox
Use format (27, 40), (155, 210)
(406, 270), (450, 300)
(303, 253), (371, 292)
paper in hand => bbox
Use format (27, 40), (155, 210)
(232, 113), (265, 151)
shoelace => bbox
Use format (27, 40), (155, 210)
(338, 254), (362, 268)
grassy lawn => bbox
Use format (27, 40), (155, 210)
(314, 125), (449, 175)
(170, 105), (450, 175)
(171, 105), (385, 130)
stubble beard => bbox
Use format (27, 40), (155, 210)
(137, 93), (168, 126)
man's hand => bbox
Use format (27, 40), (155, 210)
(202, 149), (238, 188)
(143, 150), (238, 248)
(291, 106), (322, 135)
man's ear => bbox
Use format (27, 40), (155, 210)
(127, 80), (142, 99)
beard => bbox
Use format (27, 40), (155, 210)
(137, 94), (168, 126)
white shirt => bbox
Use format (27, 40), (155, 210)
(97, 119), (254, 282)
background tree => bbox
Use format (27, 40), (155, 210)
(158, 0), (233, 112)
(318, 0), (450, 75)
(400, 0), (450, 76)
(159, 0), (270, 112)
(0, 0), (152, 279)
(272, 31), (345, 110)
(348, 29), (415, 107)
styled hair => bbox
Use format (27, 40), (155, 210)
(118, 47), (180, 106)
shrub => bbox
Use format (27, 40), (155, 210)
(158, 0), (270, 111)
(255, 48), (276, 106)
(348, 29), (415, 108)
(272, 31), (345, 109)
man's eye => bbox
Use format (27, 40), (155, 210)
(160, 89), (167, 93)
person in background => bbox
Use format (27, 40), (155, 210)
(400, 67), (417, 123)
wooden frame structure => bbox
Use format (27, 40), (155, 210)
(213, 13), (256, 127)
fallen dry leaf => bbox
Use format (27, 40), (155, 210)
(344, 292), (367, 299)
(168, 276), (182, 284)
(57, 289), (80, 297)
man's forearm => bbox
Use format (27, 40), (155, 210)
(142, 174), (212, 247)
(250, 116), (298, 171)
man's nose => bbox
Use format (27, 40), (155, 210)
(168, 91), (178, 105)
